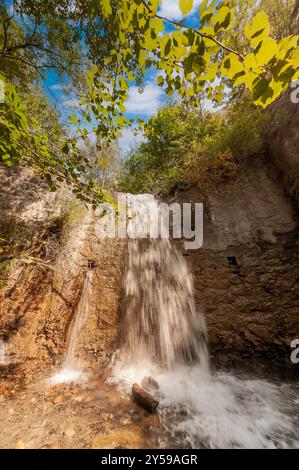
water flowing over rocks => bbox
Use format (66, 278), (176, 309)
(141, 376), (159, 392)
(1, 111), (299, 448)
(0, 166), (126, 384)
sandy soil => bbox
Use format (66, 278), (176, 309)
(0, 366), (168, 449)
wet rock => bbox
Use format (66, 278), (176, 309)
(131, 414), (141, 424)
(132, 383), (159, 413)
(141, 376), (159, 392)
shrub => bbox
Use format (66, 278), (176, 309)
(119, 100), (267, 195)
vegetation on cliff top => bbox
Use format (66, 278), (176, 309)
(119, 98), (266, 195)
(0, 0), (298, 204)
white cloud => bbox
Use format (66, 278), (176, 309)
(125, 82), (163, 115)
(118, 127), (145, 155)
(159, 0), (202, 20)
(61, 98), (81, 108)
(50, 83), (67, 91)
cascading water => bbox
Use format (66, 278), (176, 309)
(111, 194), (299, 449)
(65, 270), (93, 367)
(121, 218), (209, 371)
(49, 270), (93, 385)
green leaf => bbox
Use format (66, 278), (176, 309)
(245, 11), (270, 47)
(252, 77), (270, 101)
(62, 143), (70, 154)
(156, 75), (164, 86)
(255, 38), (278, 66)
(101, 0), (112, 17)
(179, 0), (193, 16)
(70, 114), (78, 125)
(138, 49), (147, 67)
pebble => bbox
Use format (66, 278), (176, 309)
(64, 426), (75, 438)
(54, 395), (64, 404)
(15, 440), (26, 449)
(131, 414), (141, 424)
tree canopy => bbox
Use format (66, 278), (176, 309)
(0, 0), (298, 202)
(119, 99), (266, 194)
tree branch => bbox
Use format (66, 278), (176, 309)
(140, 0), (244, 61)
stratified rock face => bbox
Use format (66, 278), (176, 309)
(267, 88), (299, 206)
(0, 166), (126, 381)
(0, 212), (126, 377)
(173, 155), (299, 374)
(0, 165), (65, 223)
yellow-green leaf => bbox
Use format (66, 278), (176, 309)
(179, 0), (193, 16)
(156, 75), (164, 86)
(245, 10), (270, 47)
(255, 38), (278, 66)
(101, 0), (112, 17)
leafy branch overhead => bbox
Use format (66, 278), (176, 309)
(87, 0), (298, 130)
(0, 0), (298, 202)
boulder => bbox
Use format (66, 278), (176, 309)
(132, 383), (159, 413)
(141, 376), (159, 392)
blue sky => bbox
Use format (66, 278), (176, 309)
(44, 0), (214, 154)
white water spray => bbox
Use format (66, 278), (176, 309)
(111, 194), (299, 449)
(121, 194), (209, 371)
(48, 270), (93, 385)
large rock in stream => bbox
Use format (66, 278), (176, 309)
(132, 383), (159, 413)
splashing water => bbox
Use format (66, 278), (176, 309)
(65, 270), (93, 367)
(111, 194), (299, 449)
(120, 194), (209, 371)
(48, 270), (93, 385)
(0, 339), (6, 365)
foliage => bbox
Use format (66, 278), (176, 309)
(0, 216), (33, 254)
(262, 0), (299, 39)
(1, 0), (83, 84)
(0, 258), (13, 288)
(215, 0), (299, 101)
(0, 2), (103, 204)
(0, 210), (69, 287)
(80, 0), (299, 136)
(119, 100), (267, 195)
(81, 138), (122, 188)
(0, 75), (106, 204)
(0, 0), (298, 201)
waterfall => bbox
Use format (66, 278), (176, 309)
(65, 270), (93, 367)
(0, 339), (5, 365)
(48, 270), (93, 385)
(111, 194), (299, 449)
(121, 194), (209, 371)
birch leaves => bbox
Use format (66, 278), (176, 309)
(87, 0), (298, 121)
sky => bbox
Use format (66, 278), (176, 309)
(44, 0), (217, 155)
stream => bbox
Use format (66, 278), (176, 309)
(109, 195), (299, 449)
(2, 194), (298, 449)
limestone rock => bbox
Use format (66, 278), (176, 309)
(141, 376), (159, 392)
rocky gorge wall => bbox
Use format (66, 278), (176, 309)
(267, 89), (299, 208)
(174, 154), (299, 376)
(0, 90), (298, 385)
(0, 166), (126, 392)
